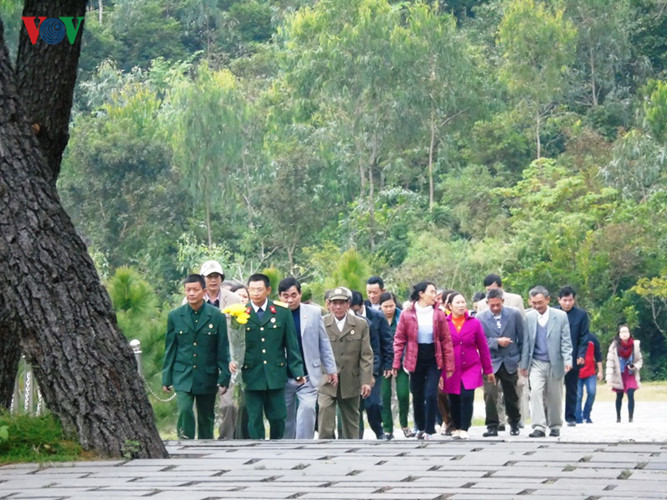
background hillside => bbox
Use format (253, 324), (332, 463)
(2, 0), (664, 385)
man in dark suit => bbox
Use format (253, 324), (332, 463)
(229, 273), (305, 439)
(162, 274), (230, 439)
(364, 276), (386, 311)
(477, 288), (525, 437)
(557, 286), (590, 427)
(351, 290), (393, 439)
(279, 277), (338, 439)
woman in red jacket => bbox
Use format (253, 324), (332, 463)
(392, 282), (455, 439)
(443, 292), (495, 439)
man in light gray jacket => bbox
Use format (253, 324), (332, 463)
(520, 286), (573, 438)
(279, 277), (338, 439)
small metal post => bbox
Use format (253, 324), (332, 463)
(130, 339), (142, 376)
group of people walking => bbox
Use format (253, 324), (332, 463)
(161, 263), (643, 440)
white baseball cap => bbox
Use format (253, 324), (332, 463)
(200, 260), (224, 278)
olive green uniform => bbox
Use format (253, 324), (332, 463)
(162, 302), (230, 439)
(242, 300), (305, 439)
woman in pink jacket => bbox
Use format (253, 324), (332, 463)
(392, 282), (454, 439)
(444, 292), (495, 439)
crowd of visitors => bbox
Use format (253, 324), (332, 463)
(161, 263), (642, 440)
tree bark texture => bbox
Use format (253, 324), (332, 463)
(15, 0), (87, 184)
(0, 18), (167, 458)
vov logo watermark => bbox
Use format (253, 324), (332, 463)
(22, 17), (84, 45)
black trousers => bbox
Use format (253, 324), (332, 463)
(410, 344), (440, 435)
(448, 383), (476, 431)
(564, 366), (580, 422)
(484, 364), (520, 428)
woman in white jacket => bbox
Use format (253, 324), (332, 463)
(606, 325), (642, 423)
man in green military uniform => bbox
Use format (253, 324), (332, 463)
(162, 274), (230, 439)
(229, 273), (305, 439)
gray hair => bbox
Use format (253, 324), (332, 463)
(529, 285), (550, 299)
(486, 288), (504, 300)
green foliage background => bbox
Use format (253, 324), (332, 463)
(1, 0), (664, 390)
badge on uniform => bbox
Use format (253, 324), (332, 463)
(351, 330), (355, 335)
(209, 324), (213, 329)
(271, 317), (276, 323)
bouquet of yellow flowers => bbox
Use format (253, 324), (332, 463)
(222, 303), (250, 326)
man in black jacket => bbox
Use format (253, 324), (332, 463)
(557, 286), (590, 427)
(351, 290), (394, 439)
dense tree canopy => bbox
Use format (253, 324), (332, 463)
(1, 0), (664, 387)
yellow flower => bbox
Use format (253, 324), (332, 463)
(222, 303), (247, 315)
(223, 304), (251, 325)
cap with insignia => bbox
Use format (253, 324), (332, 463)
(329, 287), (352, 301)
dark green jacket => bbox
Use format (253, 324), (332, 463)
(242, 300), (305, 390)
(162, 302), (230, 394)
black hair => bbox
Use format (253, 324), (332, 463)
(485, 288), (504, 300)
(366, 276), (385, 289)
(278, 276), (301, 294)
(378, 292), (397, 305)
(558, 285), (576, 298)
(445, 290), (464, 308)
(184, 274), (206, 289)
(350, 290), (364, 307)
(230, 284), (247, 293)
(409, 281), (435, 302)
(247, 273), (270, 288)
(483, 273), (502, 287)
(473, 290), (488, 302)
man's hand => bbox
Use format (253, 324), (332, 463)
(295, 376), (306, 386)
(438, 376), (444, 391)
(597, 372), (603, 381)
(370, 376), (376, 389)
(577, 357), (585, 365)
(391, 369), (398, 377)
(218, 385), (228, 396)
(229, 361), (238, 374)
(497, 337), (513, 348)
(162, 385), (172, 393)
(520, 368), (528, 378)
(564, 364), (572, 373)
(328, 373), (339, 386)
(383, 369), (392, 379)
(485, 373), (496, 384)
(361, 384), (371, 398)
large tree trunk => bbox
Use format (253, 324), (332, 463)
(16, 0), (87, 184)
(0, 0), (89, 409)
(0, 17), (167, 458)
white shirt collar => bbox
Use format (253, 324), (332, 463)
(537, 307), (549, 326)
(252, 299), (269, 313)
(334, 314), (347, 332)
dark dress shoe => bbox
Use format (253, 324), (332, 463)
(483, 428), (498, 437)
(529, 429), (545, 438)
(567, 421), (576, 427)
(549, 429), (560, 437)
(510, 426), (520, 436)
(498, 424), (506, 432)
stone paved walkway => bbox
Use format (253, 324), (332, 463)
(0, 403), (665, 499)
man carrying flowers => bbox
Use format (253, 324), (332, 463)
(229, 273), (306, 439)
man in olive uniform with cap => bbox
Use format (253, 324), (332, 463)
(318, 287), (373, 439)
(229, 273), (305, 439)
(162, 274), (230, 439)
